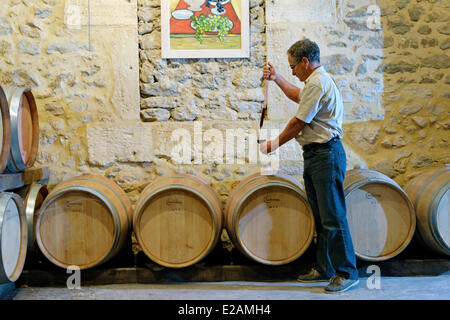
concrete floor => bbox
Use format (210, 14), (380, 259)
(5, 275), (450, 300)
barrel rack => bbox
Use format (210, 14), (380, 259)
(13, 255), (450, 289)
(0, 167), (49, 193)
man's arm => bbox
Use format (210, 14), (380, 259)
(264, 62), (301, 103)
(277, 116), (306, 147)
(273, 74), (301, 104)
(260, 117), (306, 154)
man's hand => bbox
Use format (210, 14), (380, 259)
(263, 62), (300, 103)
(260, 117), (306, 155)
(259, 139), (278, 155)
(263, 62), (277, 81)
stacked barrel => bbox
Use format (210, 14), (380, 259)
(0, 86), (39, 173)
(344, 169), (416, 261)
(404, 166), (449, 257)
(0, 192), (27, 283)
(35, 175), (132, 269)
(0, 85), (42, 284)
(133, 174), (223, 268)
(224, 173), (314, 265)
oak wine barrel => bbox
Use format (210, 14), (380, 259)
(404, 166), (449, 257)
(3, 86), (39, 173)
(344, 169), (416, 261)
(225, 173), (315, 265)
(0, 86), (11, 173)
(35, 175), (132, 270)
(16, 183), (48, 259)
(133, 174), (223, 268)
(0, 192), (27, 283)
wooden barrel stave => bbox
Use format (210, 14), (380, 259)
(344, 169), (416, 261)
(35, 175), (131, 269)
(225, 173), (314, 266)
(133, 174), (223, 268)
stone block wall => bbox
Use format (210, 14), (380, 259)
(360, 0), (450, 184)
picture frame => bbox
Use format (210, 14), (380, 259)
(161, 0), (249, 58)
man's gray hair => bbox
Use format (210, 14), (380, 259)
(287, 39), (320, 64)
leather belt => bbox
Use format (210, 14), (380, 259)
(303, 137), (340, 153)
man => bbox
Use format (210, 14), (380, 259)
(260, 39), (359, 293)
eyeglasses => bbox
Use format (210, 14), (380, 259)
(290, 62), (299, 70)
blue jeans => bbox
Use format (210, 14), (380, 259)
(302, 138), (358, 280)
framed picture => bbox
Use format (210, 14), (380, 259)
(161, 0), (249, 58)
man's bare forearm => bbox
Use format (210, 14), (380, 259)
(276, 117), (306, 148)
(273, 74), (301, 103)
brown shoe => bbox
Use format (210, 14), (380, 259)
(297, 268), (329, 283)
(324, 275), (359, 293)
